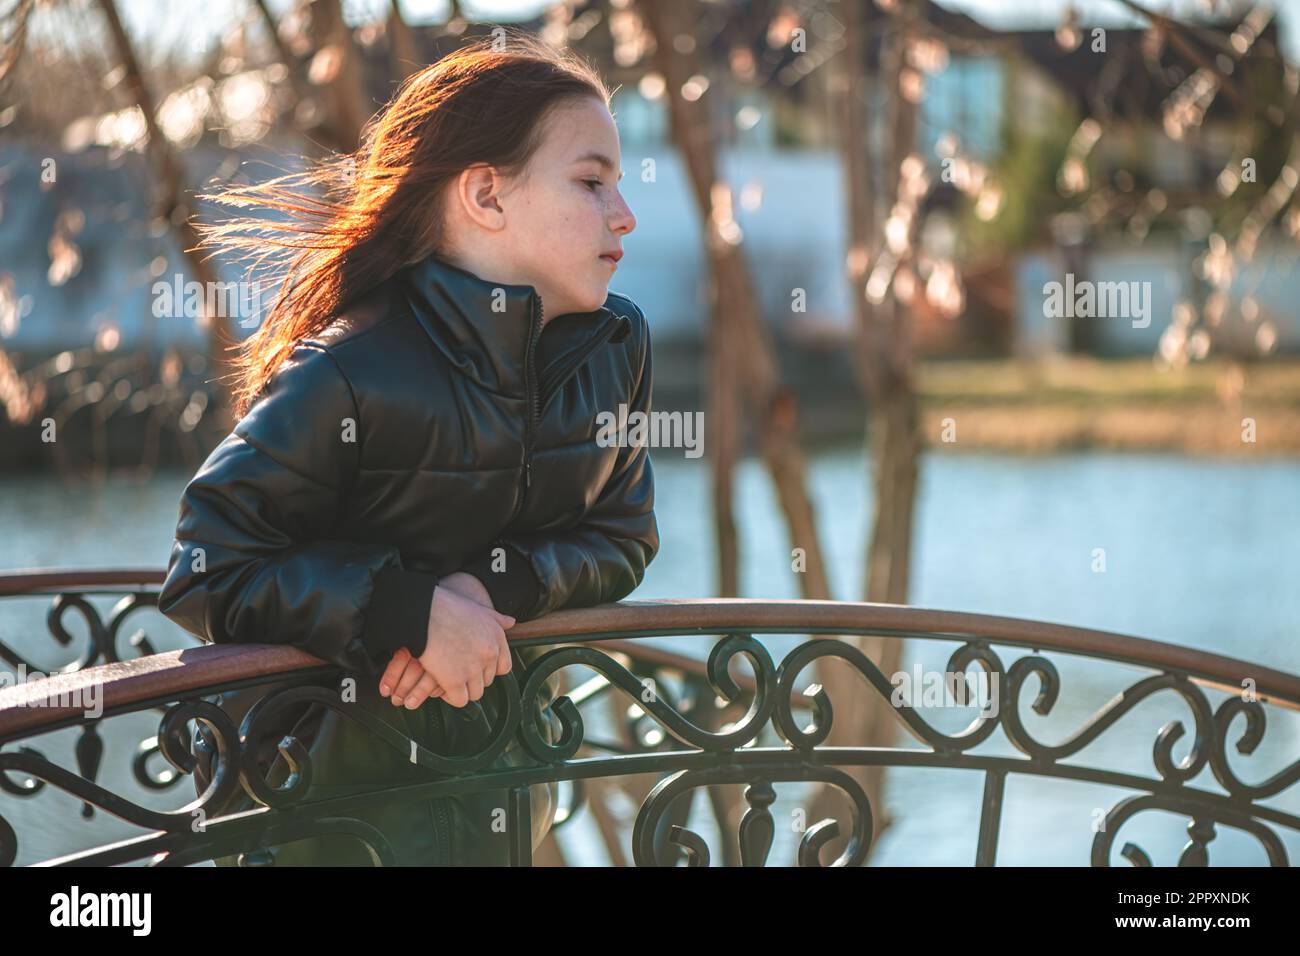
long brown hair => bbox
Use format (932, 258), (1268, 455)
(198, 31), (610, 417)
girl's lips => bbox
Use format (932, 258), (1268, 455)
(599, 254), (619, 268)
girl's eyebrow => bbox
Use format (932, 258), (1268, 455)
(573, 151), (625, 180)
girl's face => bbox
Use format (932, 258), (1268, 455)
(505, 97), (636, 318)
(444, 96), (637, 321)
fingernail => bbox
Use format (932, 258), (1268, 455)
(392, 695), (403, 706)
(380, 685), (390, 696)
(405, 698), (419, 709)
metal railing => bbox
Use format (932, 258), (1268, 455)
(1, 569), (1298, 866)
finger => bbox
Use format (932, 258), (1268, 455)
(467, 673), (485, 702)
(403, 672), (440, 710)
(482, 664), (496, 690)
(495, 612), (516, 629)
(402, 672), (436, 709)
(443, 684), (470, 709)
(496, 639), (513, 676)
(379, 647), (411, 696)
(392, 657), (425, 704)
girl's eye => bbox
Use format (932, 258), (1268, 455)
(583, 179), (602, 191)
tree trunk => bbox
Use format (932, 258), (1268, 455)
(307, 0), (370, 152)
(709, 286), (741, 596)
(801, 0), (924, 865)
(387, 0), (421, 81)
(94, 0), (235, 418)
(640, 0), (832, 603)
(639, 0), (840, 865)
(250, 0), (318, 113)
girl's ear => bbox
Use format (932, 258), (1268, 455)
(455, 164), (508, 231)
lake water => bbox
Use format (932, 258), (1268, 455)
(2, 449), (1298, 866)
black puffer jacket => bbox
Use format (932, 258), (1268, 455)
(158, 252), (659, 865)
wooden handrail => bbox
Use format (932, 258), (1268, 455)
(0, 568), (165, 595)
(520, 599), (1300, 707)
(2, 569), (1299, 742)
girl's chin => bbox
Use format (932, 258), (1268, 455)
(573, 285), (610, 314)
(545, 277), (609, 315)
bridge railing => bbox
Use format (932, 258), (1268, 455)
(1, 569), (1298, 866)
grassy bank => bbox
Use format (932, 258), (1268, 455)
(917, 358), (1300, 455)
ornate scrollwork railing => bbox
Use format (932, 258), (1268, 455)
(1, 569), (1299, 866)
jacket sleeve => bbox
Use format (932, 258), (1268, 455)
(157, 343), (438, 677)
(462, 306), (660, 621)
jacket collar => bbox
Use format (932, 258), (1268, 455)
(400, 253), (629, 397)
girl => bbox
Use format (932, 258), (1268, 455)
(158, 32), (658, 866)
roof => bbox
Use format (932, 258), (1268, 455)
(1004, 11), (1283, 123)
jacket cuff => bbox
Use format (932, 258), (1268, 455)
(461, 542), (543, 620)
(361, 566), (437, 661)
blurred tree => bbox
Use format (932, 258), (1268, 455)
(94, 0), (235, 416)
(638, 0), (838, 864)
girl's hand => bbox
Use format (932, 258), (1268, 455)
(416, 586), (514, 709)
(380, 645), (443, 709)
(377, 572), (499, 707)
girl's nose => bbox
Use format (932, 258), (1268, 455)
(611, 193), (636, 235)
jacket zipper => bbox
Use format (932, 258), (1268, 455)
(508, 294), (544, 527)
(505, 300), (623, 529)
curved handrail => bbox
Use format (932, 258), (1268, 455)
(3, 568), (1299, 868)
(2, 568), (1299, 740)
(0, 568), (165, 595)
